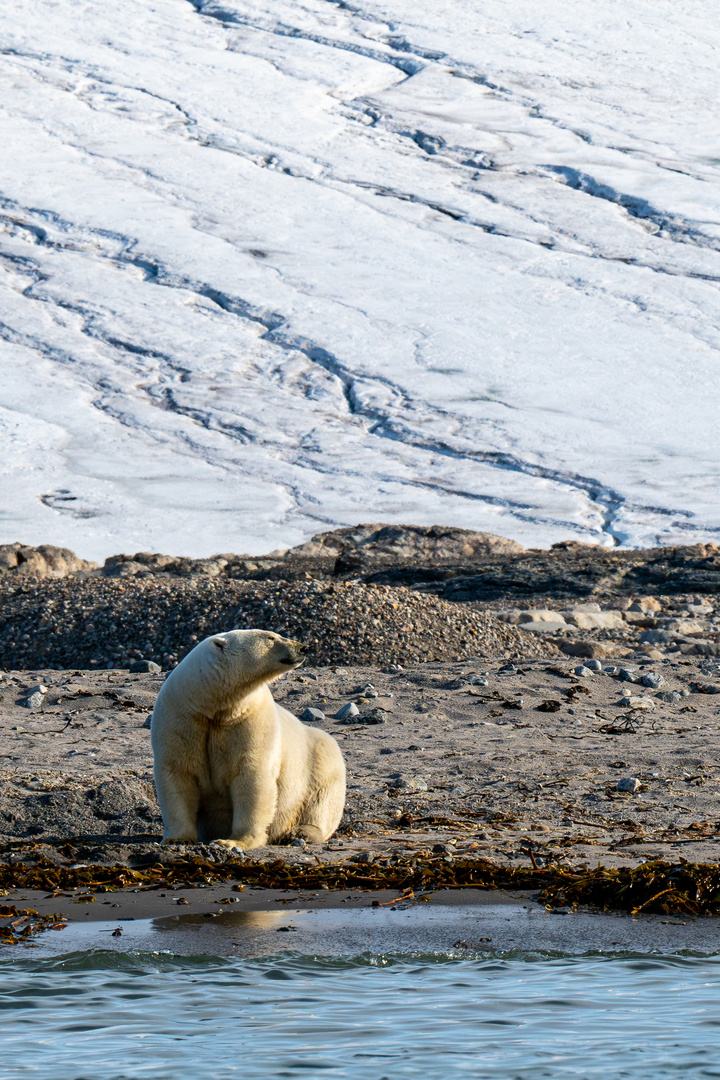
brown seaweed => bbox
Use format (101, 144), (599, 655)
(2, 848), (720, 946)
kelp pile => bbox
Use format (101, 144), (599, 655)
(1, 848), (720, 940)
(0, 903), (67, 946)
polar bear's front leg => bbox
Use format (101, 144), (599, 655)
(214, 772), (278, 851)
(155, 767), (200, 844)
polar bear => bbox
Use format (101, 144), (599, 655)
(150, 629), (346, 850)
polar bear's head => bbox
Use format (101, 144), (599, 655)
(188, 628), (305, 697)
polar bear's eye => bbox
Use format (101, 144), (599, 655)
(212, 638), (226, 651)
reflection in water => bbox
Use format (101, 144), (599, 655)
(154, 908), (291, 932)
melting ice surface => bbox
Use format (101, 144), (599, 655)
(2, 0), (720, 559)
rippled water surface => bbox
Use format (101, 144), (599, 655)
(3, 949), (720, 1079)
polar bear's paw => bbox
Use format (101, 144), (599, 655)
(213, 836), (261, 851)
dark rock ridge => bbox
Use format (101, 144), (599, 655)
(2, 527), (719, 602)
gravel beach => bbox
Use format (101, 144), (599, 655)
(2, 526), (720, 929)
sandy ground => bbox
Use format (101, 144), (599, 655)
(2, 656), (720, 878)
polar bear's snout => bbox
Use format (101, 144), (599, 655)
(276, 638), (305, 666)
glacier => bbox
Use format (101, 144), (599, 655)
(1, 0), (719, 560)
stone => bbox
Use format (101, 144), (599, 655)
(353, 851), (376, 864)
(564, 602), (602, 614)
(518, 610), (566, 624)
(617, 777), (642, 793)
(343, 708), (387, 726)
(663, 619), (708, 635)
(687, 603), (714, 616)
(23, 691), (46, 710)
(300, 708), (326, 723)
(388, 776), (428, 792)
(129, 659), (162, 674)
(0, 543), (97, 578)
(26, 683), (48, 697)
(566, 610), (626, 631)
(143, 714), (153, 729)
(573, 665), (593, 678)
(335, 702), (359, 720)
(103, 560), (149, 578)
(690, 681), (720, 695)
(618, 668), (641, 683)
(620, 695), (655, 710)
(656, 691), (682, 705)
(518, 620), (568, 634)
(466, 674), (488, 686)
(291, 837), (307, 848)
(560, 641), (612, 660)
(629, 598), (662, 613)
(584, 659), (603, 671)
(362, 685), (379, 697)
(641, 672), (664, 689)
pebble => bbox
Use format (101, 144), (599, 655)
(142, 714), (153, 729)
(388, 776), (428, 792)
(300, 707), (326, 723)
(573, 665), (593, 678)
(656, 691), (682, 705)
(352, 708), (388, 725)
(335, 702), (359, 720)
(641, 672), (665, 689)
(466, 674), (489, 686)
(354, 851), (376, 864)
(584, 660), (603, 672)
(290, 837), (307, 848)
(23, 690), (46, 710)
(362, 685), (379, 697)
(618, 668), (641, 683)
(617, 777), (642, 793)
(620, 695), (655, 710)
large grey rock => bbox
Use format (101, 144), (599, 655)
(566, 610), (626, 631)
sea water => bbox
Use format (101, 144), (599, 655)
(3, 946), (720, 1079)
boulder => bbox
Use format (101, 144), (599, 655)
(0, 543), (97, 578)
(566, 610), (626, 631)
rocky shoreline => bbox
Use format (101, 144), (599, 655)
(2, 525), (720, 925)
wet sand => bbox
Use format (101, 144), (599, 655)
(15, 886), (720, 960)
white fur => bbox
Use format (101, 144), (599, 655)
(151, 629), (346, 850)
